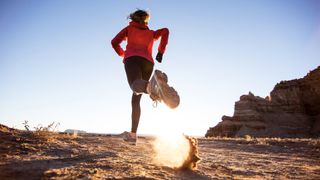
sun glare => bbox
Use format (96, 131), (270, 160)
(144, 104), (186, 135)
(146, 103), (195, 168)
(152, 133), (190, 168)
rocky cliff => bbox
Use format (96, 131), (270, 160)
(206, 66), (320, 138)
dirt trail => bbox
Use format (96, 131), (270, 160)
(0, 125), (319, 179)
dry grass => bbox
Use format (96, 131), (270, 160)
(23, 120), (61, 142)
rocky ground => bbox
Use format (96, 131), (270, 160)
(1, 125), (320, 179)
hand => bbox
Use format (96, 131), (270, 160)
(156, 52), (163, 63)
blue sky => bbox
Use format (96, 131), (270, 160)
(1, 0), (319, 136)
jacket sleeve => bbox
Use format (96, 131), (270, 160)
(154, 28), (169, 54)
(111, 27), (127, 57)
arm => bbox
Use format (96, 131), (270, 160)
(111, 27), (127, 57)
(154, 28), (169, 54)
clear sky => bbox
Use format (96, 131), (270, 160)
(1, 0), (319, 136)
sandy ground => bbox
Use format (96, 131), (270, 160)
(1, 126), (320, 179)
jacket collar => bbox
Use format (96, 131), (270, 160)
(129, 21), (149, 30)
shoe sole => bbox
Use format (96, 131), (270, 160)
(154, 70), (180, 109)
(123, 139), (136, 145)
(119, 132), (137, 145)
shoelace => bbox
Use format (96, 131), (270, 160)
(152, 100), (160, 108)
(150, 91), (161, 107)
(151, 80), (161, 108)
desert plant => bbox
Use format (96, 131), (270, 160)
(22, 120), (30, 131)
(32, 122), (60, 142)
(34, 122), (60, 132)
(22, 121), (60, 142)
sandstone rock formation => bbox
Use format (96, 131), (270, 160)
(64, 129), (87, 134)
(206, 66), (320, 138)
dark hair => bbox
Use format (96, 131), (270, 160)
(128, 9), (150, 25)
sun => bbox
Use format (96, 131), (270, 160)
(142, 103), (198, 168)
(143, 104), (186, 135)
(152, 133), (191, 168)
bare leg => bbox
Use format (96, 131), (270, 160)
(131, 93), (142, 133)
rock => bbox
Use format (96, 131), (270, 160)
(206, 66), (320, 138)
(311, 115), (320, 136)
(0, 124), (16, 133)
(64, 129), (87, 134)
(222, 115), (233, 121)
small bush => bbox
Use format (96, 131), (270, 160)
(23, 121), (60, 142)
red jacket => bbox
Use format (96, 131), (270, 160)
(111, 21), (169, 63)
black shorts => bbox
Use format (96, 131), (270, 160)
(124, 56), (154, 93)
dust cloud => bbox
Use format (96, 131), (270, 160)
(152, 134), (200, 170)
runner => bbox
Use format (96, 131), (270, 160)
(111, 9), (169, 144)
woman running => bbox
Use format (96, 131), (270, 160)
(111, 9), (169, 144)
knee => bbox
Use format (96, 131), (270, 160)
(130, 80), (148, 94)
(130, 80), (140, 92)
